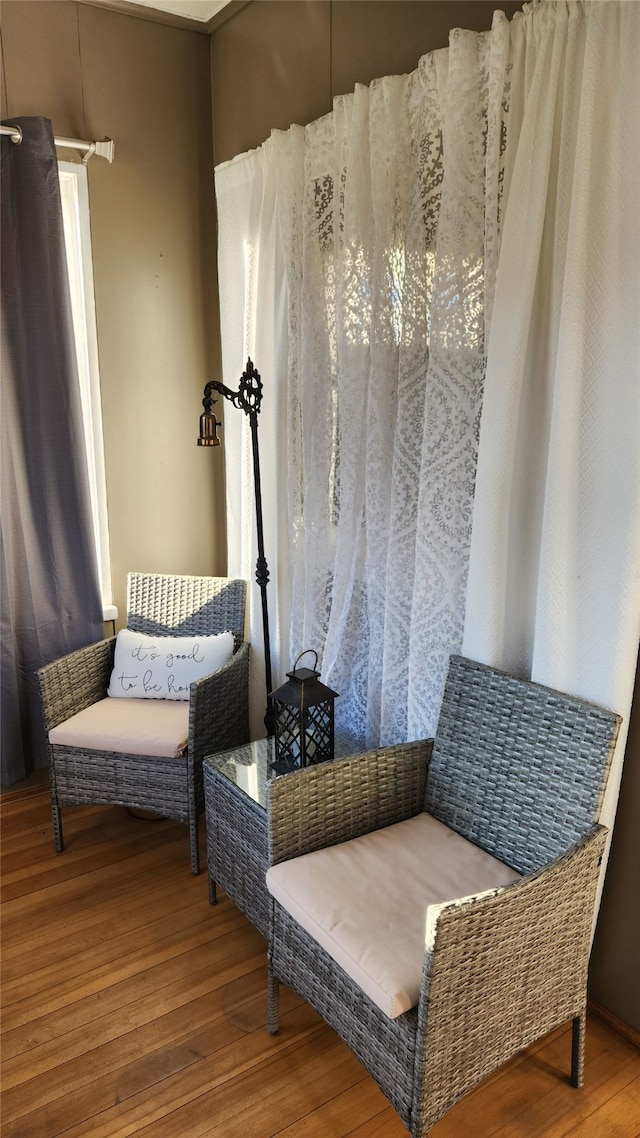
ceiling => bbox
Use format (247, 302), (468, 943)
(124, 0), (230, 22)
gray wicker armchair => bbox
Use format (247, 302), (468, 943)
(265, 655), (621, 1136)
(38, 572), (249, 875)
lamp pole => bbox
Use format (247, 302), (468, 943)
(198, 358), (275, 737)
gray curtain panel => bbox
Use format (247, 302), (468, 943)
(1, 116), (104, 786)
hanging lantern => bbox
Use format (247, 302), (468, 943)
(270, 650), (339, 774)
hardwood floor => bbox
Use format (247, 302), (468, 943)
(2, 783), (639, 1138)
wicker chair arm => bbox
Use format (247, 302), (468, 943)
(188, 640), (250, 760)
(267, 739), (432, 865)
(413, 823), (608, 1134)
(37, 637), (115, 732)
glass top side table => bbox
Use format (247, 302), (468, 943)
(203, 735), (360, 936)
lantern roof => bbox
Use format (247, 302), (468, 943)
(270, 650), (339, 710)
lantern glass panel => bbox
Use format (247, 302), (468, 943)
(274, 703), (304, 768)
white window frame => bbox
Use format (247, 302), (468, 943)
(58, 161), (116, 623)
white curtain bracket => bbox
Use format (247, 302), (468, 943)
(0, 125), (115, 163)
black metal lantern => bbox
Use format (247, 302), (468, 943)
(270, 650), (339, 774)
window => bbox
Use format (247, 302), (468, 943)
(58, 162), (116, 623)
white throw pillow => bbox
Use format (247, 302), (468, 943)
(107, 628), (234, 700)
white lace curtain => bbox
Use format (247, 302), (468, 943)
(215, 0), (640, 831)
(217, 11), (514, 743)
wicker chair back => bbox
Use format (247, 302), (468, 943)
(424, 655), (621, 875)
(127, 572), (246, 644)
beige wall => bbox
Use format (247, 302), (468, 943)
(1, 0), (226, 625)
(590, 660), (640, 1032)
(211, 0), (524, 165)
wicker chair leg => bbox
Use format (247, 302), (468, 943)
(208, 876), (217, 905)
(571, 1012), (586, 1087)
(189, 816), (200, 876)
(51, 797), (64, 853)
(48, 762), (64, 853)
(267, 951), (280, 1035)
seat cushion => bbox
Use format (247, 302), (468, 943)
(48, 697), (189, 758)
(266, 812), (521, 1019)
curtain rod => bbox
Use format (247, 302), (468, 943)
(0, 124), (115, 164)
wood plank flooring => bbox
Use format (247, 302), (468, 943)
(2, 783), (639, 1137)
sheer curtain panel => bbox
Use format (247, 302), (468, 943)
(462, 0), (640, 868)
(216, 14), (513, 744)
(1, 117), (103, 786)
(214, 149), (290, 739)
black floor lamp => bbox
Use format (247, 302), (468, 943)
(197, 358), (275, 737)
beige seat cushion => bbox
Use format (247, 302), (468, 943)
(48, 697), (189, 758)
(266, 812), (521, 1019)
